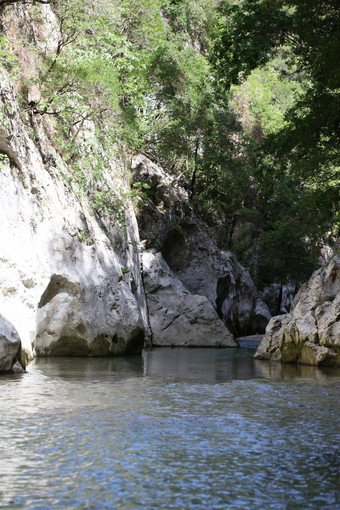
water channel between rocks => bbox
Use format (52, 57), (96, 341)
(1, 348), (340, 510)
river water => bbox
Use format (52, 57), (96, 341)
(0, 348), (339, 509)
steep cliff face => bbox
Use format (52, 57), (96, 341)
(255, 253), (340, 366)
(0, 70), (149, 360)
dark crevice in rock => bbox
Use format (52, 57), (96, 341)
(216, 275), (232, 320)
(125, 329), (144, 355)
(161, 228), (187, 272)
(162, 314), (181, 331)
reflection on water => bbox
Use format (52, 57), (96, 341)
(0, 348), (339, 509)
(143, 347), (340, 383)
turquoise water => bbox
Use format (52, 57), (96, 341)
(0, 348), (339, 509)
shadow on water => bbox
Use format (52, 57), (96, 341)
(33, 355), (145, 381)
(142, 347), (340, 383)
(28, 348), (340, 385)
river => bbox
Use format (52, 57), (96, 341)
(1, 348), (339, 509)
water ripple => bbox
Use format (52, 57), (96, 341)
(0, 350), (339, 509)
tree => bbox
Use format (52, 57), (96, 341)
(211, 0), (340, 283)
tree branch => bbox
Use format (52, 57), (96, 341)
(0, 0), (53, 5)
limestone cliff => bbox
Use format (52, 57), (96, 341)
(255, 253), (340, 366)
(132, 155), (271, 337)
(0, 2), (242, 368)
(0, 70), (149, 360)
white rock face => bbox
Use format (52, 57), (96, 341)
(0, 72), (147, 359)
(132, 155), (271, 336)
(255, 254), (340, 366)
(142, 252), (237, 347)
(0, 313), (24, 373)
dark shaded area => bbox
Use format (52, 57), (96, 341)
(125, 329), (145, 355)
(216, 274), (232, 320)
(38, 274), (80, 308)
(91, 334), (112, 356)
(216, 274), (259, 337)
(161, 228), (187, 271)
(46, 335), (91, 357)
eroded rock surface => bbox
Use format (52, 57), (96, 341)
(142, 252), (237, 347)
(255, 255), (340, 366)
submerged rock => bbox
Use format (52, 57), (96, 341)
(0, 313), (25, 373)
(255, 254), (340, 366)
(142, 252), (237, 347)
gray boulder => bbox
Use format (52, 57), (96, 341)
(255, 254), (340, 366)
(142, 252), (237, 347)
(0, 313), (25, 373)
(34, 273), (144, 357)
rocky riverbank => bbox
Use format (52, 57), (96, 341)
(255, 253), (340, 366)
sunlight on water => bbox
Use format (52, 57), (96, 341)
(0, 348), (339, 509)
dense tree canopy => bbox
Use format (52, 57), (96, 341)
(212, 0), (340, 283)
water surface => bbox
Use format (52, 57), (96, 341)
(1, 348), (339, 509)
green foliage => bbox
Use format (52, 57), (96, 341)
(211, 0), (340, 282)
(77, 228), (94, 246)
(161, 0), (218, 50)
(231, 59), (304, 136)
(167, 221), (183, 234)
(0, 152), (8, 170)
(0, 34), (18, 72)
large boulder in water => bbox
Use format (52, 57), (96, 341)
(255, 254), (340, 366)
(142, 251), (237, 347)
(0, 313), (25, 373)
(34, 273), (145, 357)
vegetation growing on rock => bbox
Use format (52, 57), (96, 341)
(0, 0), (339, 287)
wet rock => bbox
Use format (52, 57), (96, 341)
(0, 313), (25, 373)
